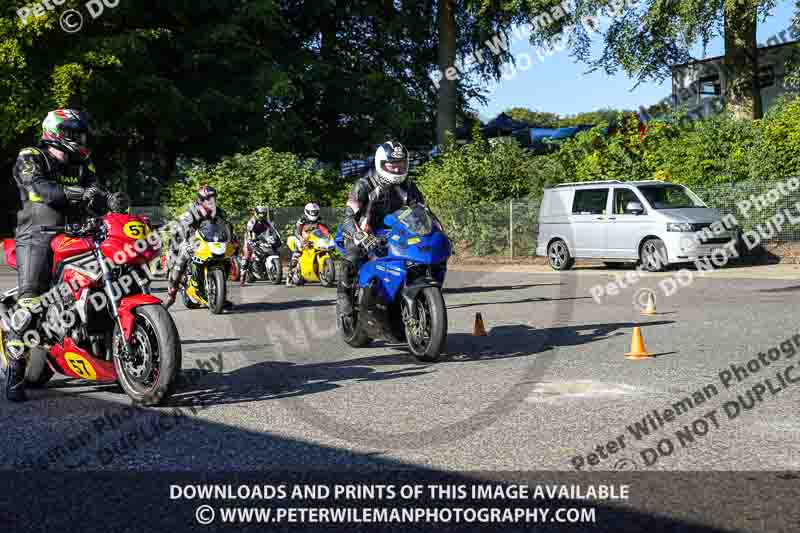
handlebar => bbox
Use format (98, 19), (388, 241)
(39, 225), (66, 233)
(39, 219), (101, 237)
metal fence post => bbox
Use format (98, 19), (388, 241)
(509, 199), (514, 259)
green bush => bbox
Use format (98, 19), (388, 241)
(530, 98), (800, 189)
(161, 147), (348, 226)
(415, 127), (545, 255)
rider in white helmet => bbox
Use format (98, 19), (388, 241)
(336, 141), (425, 317)
(286, 202), (324, 285)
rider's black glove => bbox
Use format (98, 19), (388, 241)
(83, 186), (103, 202)
(354, 230), (380, 254)
(107, 192), (129, 213)
(81, 186), (110, 214)
(64, 186), (85, 204)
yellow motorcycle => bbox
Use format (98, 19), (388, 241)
(287, 223), (336, 287)
(182, 222), (236, 314)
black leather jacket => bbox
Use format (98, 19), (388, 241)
(171, 203), (229, 251)
(341, 170), (424, 238)
(12, 144), (102, 224)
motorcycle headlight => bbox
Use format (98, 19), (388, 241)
(667, 222), (693, 232)
(209, 242), (226, 254)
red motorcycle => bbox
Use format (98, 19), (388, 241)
(1, 213), (181, 406)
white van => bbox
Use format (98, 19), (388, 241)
(536, 180), (738, 271)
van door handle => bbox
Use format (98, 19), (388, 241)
(608, 217), (617, 220)
(595, 217), (605, 220)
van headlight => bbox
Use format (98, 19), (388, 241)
(667, 223), (693, 232)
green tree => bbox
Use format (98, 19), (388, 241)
(533, 0), (783, 119)
(503, 107), (561, 127)
(162, 147), (347, 224)
(433, 0), (567, 144)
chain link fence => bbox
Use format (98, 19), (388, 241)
(130, 179), (800, 264)
(691, 180), (800, 241)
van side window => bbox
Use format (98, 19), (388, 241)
(572, 189), (609, 215)
(614, 189), (640, 214)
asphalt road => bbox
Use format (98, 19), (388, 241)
(2, 264), (800, 531)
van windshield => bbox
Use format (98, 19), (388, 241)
(637, 185), (706, 209)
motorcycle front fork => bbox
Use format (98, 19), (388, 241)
(95, 245), (129, 357)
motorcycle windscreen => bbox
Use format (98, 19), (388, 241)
(389, 205), (434, 236)
(389, 233), (451, 264)
(199, 223), (230, 242)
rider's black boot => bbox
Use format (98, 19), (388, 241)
(164, 266), (183, 309)
(337, 260), (356, 317)
(337, 281), (354, 316)
(240, 260), (250, 286)
(5, 357), (27, 403)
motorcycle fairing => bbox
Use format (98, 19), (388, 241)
(358, 258), (407, 303)
(50, 337), (116, 382)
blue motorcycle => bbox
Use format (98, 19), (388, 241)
(335, 204), (452, 362)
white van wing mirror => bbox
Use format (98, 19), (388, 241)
(626, 201), (644, 214)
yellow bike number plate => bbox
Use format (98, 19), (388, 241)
(123, 221), (150, 239)
(65, 352), (97, 380)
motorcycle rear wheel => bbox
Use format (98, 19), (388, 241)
(321, 258), (336, 287)
(405, 287), (448, 362)
(25, 348), (54, 388)
(338, 292), (371, 348)
(267, 258), (283, 285)
(114, 305), (181, 406)
(182, 289), (203, 309)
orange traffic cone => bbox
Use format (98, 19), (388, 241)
(473, 313), (488, 336)
(625, 326), (652, 359)
(642, 291), (657, 315)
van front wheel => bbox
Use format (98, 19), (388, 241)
(640, 238), (668, 272)
(547, 240), (574, 271)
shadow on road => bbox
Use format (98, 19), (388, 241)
(166, 321), (673, 409)
(448, 295), (592, 310)
(0, 365), (786, 532)
(166, 357), (433, 409)
(758, 284), (800, 293)
(226, 299), (335, 314)
(0, 387), (762, 533)
(182, 337), (240, 345)
(443, 321), (673, 361)
(443, 283), (563, 295)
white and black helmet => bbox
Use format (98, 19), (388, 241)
(374, 141), (409, 186)
(304, 202), (320, 221)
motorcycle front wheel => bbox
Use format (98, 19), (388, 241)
(405, 287), (448, 362)
(114, 305), (181, 406)
(207, 268), (227, 315)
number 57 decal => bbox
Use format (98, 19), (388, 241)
(64, 352), (97, 380)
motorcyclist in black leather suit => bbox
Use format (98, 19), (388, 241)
(4, 109), (126, 402)
(241, 205), (280, 286)
(163, 185), (234, 309)
(337, 141), (424, 317)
